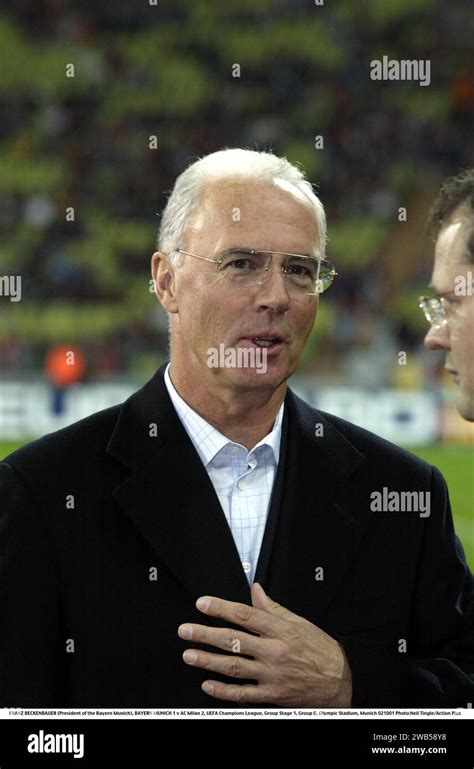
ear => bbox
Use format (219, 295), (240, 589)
(151, 251), (178, 314)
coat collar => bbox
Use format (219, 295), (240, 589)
(107, 363), (368, 616)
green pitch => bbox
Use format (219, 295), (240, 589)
(1, 439), (472, 568)
(408, 444), (473, 569)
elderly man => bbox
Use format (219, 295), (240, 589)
(421, 169), (474, 421)
(1, 150), (473, 709)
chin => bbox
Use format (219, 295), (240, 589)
(227, 363), (289, 389)
(457, 391), (474, 422)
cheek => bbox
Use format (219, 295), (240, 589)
(295, 304), (318, 339)
(181, 283), (238, 342)
(175, 279), (210, 337)
(462, 324), (474, 374)
(452, 314), (474, 368)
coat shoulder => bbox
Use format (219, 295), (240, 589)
(290, 390), (434, 482)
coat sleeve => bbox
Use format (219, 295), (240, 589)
(0, 462), (62, 707)
(337, 466), (474, 708)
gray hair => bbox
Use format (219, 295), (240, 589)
(157, 148), (327, 262)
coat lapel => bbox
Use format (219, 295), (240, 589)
(107, 363), (251, 605)
(264, 390), (372, 625)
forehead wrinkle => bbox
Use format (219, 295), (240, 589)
(201, 177), (315, 219)
(186, 181), (318, 257)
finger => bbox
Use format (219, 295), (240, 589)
(201, 680), (272, 704)
(177, 623), (268, 657)
(250, 582), (269, 611)
(194, 589), (311, 636)
(195, 595), (290, 638)
(182, 648), (261, 681)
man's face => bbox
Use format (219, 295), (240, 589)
(162, 178), (320, 393)
(424, 205), (474, 421)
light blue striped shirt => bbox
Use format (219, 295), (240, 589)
(164, 363), (284, 585)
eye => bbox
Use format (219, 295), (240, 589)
(288, 264), (310, 276)
(441, 294), (458, 311)
(221, 251), (260, 271)
(286, 259), (317, 279)
(228, 258), (253, 270)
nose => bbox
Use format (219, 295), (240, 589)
(254, 264), (291, 314)
(423, 322), (450, 351)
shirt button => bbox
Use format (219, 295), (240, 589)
(238, 479), (245, 490)
(231, 446), (240, 454)
(242, 562), (252, 574)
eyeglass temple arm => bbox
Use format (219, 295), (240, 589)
(176, 249), (220, 265)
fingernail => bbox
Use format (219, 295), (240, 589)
(202, 682), (214, 694)
(183, 650), (197, 664)
(196, 597), (210, 612)
(179, 624), (193, 640)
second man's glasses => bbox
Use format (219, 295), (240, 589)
(418, 296), (450, 329)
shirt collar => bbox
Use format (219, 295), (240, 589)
(163, 363), (284, 468)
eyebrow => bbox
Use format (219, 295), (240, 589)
(219, 246), (317, 258)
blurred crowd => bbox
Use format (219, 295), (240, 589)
(1, 0), (473, 387)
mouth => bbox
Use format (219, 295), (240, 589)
(446, 367), (460, 384)
(241, 334), (286, 351)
